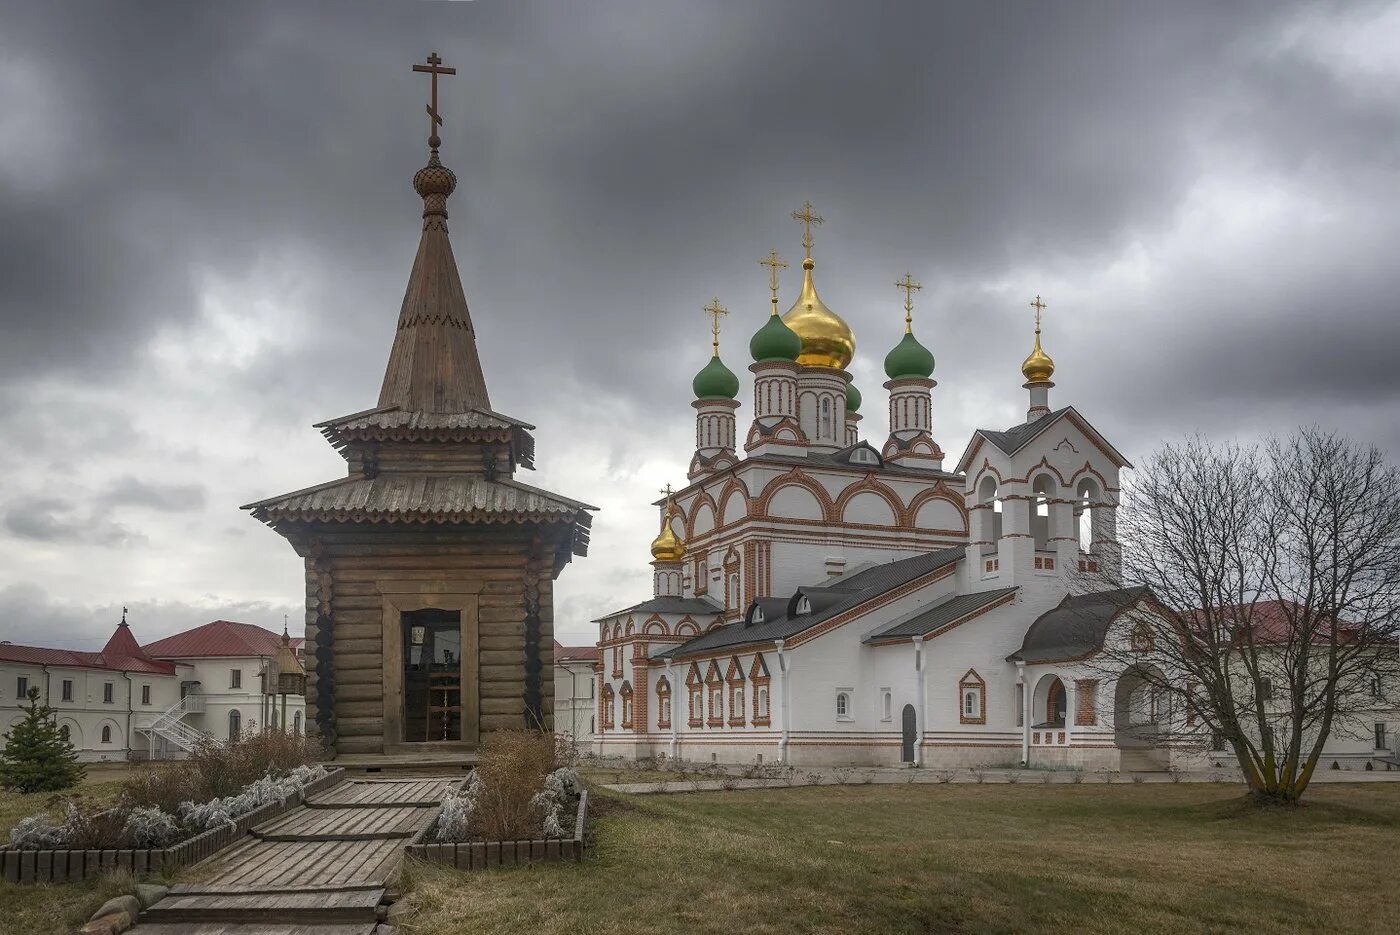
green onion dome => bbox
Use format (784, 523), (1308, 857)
(749, 313), (802, 362)
(692, 355), (740, 399)
(846, 382), (862, 412)
(883, 331), (936, 380)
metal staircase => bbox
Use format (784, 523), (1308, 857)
(136, 693), (216, 756)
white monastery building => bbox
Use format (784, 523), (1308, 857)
(592, 204), (1399, 771)
(0, 615), (307, 762)
(553, 641), (600, 748)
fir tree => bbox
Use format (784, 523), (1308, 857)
(0, 688), (85, 793)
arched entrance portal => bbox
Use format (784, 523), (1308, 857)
(901, 704), (917, 763)
(1114, 664), (1168, 771)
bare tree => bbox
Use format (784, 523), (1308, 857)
(1081, 428), (1400, 804)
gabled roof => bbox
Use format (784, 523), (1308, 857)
(592, 596), (724, 623)
(864, 587), (1019, 644)
(553, 641), (601, 663)
(652, 547), (964, 660)
(142, 620), (303, 660)
(1009, 586), (1151, 664)
(0, 621), (175, 675)
(955, 406), (1133, 475)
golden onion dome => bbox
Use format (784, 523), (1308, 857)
(781, 258), (855, 370)
(1021, 329), (1055, 383)
(650, 507), (685, 562)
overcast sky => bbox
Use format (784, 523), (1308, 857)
(1, 0), (1397, 651)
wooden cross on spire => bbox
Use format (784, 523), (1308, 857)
(1030, 294), (1047, 333)
(412, 52), (457, 147)
(759, 249), (787, 315)
(791, 200), (824, 257)
(703, 298), (728, 356)
(895, 272), (922, 333)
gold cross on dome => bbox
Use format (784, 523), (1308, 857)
(412, 51), (457, 143)
(1030, 294), (1047, 331)
(791, 200), (824, 256)
(703, 297), (728, 356)
(659, 483), (674, 501)
(895, 272), (922, 332)
(759, 249), (787, 311)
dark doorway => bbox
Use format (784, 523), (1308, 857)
(403, 609), (463, 742)
(901, 704), (917, 763)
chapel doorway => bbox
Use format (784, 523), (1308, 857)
(403, 609), (463, 742)
(901, 704), (917, 763)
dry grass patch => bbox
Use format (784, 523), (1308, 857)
(402, 782), (1400, 935)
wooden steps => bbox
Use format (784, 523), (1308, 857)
(131, 776), (451, 932)
(140, 885), (384, 924)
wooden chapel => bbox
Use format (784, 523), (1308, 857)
(244, 53), (593, 757)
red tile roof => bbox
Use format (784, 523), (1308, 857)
(554, 640), (600, 663)
(142, 620), (303, 659)
(0, 622), (175, 675)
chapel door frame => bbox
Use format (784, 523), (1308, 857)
(379, 580), (482, 752)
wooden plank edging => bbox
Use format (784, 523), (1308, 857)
(0, 767), (347, 885)
(405, 788), (589, 871)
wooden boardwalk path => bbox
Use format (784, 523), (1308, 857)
(133, 777), (455, 933)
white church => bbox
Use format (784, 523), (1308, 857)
(591, 204), (1397, 771)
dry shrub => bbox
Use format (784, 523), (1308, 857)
(471, 730), (558, 841)
(122, 731), (326, 810)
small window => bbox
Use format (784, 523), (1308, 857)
(141, 685), (151, 705)
(230, 669), (242, 690)
(757, 687), (770, 719)
(101, 724), (112, 744)
(835, 691), (851, 719)
(16, 676), (28, 698)
(796, 595), (812, 615)
(1259, 678), (1273, 701)
(881, 690), (892, 721)
(229, 709), (242, 739)
(1376, 723), (1388, 751)
(963, 690), (980, 718)
(103, 682), (114, 704)
(59, 724), (70, 742)
(293, 711), (303, 736)
(61, 679), (73, 702)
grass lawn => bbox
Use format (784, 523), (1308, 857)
(402, 781), (1400, 935)
(0, 764), (152, 935)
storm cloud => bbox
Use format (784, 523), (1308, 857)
(0, 1), (1397, 649)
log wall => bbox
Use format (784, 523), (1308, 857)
(301, 528), (559, 755)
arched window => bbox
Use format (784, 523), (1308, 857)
(820, 397), (832, 440)
(757, 686), (769, 720)
(882, 690), (892, 721)
(100, 724), (112, 744)
(732, 687), (744, 726)
(59, 724), (70, 742)
(1032, 475), (1056, 551)
(656, 678), (672, 730)
(292, 711), (303, 735)
(620, 682), (634, 729)
(727, 572), (741, 610)
(1076, 478), (1100, 554)
(959, 670), (987, 725)
(835, 691), (851, 720)
(228, 709), (242, 740)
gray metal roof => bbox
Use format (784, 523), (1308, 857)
(243, 474), (595, 524)
(1010, 586), (1151, 664)
(592, 596), (724, 623)
(958, 406), (1132, 474)
(651, 547), (965, 660)
(864, 586), (1019, 643)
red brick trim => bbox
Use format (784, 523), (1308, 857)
(959, 669), (987, 725)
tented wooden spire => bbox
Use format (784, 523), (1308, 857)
(376, 135), (491, 414)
